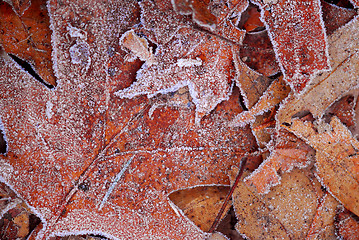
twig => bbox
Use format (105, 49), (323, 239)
(208, 156), (247, 234)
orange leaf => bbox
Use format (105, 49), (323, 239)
(0, 2), (259, 238)
(253, 0), (330, 92)
(0, 0), (56, 86)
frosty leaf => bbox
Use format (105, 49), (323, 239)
(230, 167), (323, 239)
(321, 0), (357, 35)
(116, 0), (249, 123)
(335, 207), (359, 239)
(0, 1), (259, 238)
(0, 0), (56, 86)
(3, 0), (31, 16)
(253, 0), (330, 92)
(172, 0), (217, 29)
(287, 117), (359, 217)
(120, 30), (156, 66)
(172, 0), (248, 43)
(239, 30), (280, 77)
(244, 128), (315, 194)
(278, 16), (359, 124)
(231, 76), (290, 127)
(168, 185), (231, 232)
(306, 193), (338, 239)
(116, 27), (238, 124)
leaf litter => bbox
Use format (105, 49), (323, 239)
(1, 0), (359, 239)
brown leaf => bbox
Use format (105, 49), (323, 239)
(321, 0), (357, 35)
(287, 117), (359, 217)
(0, 0), (55, 86)
(335, 207), (359, 239)
(239, 30), (280, 77)
(306, 193), (338, 239)
(230, 167), (322, 239)
(0, 1), (259, 238)
(168, 185), (231, 232)
(278, 16), (359, 124)
(252, 0), (330, 92)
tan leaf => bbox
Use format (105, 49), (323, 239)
(244, 128), (315, 194)
(306, 193), (338, 240)
(231, 76), (290, 127)
(278, 16), (359, 124)
(287, 117), (359, 217)
(230, 167), (321, 239)
(168, 185), (230, 232)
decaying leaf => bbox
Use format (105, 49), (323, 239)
(287, 117), (359, 217)
(335, 207), (359, 239)
(253, 0), (330, 92)
(231, 76), (290, 127)
(244, 128), (315, 194)
(230, 167), (324, 239)
(0, 1), (259, 238)
(0, 0), (56, 86)
(168, 185), (231, 232)
(306, 193), (338, 239)
(278, 16), (359, 124)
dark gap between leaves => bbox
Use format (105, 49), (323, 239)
(8, 54), (54, 89)
(26, 214), (42, 238)
(0, 123), (7, 154)
(268, 72), (282, 80)
(238, 91), (249, 111)
(323, 0), (354, 8)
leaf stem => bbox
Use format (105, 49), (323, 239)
(208, 156), (247, 234)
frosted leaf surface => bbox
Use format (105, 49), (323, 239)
(116, 0), (248, 123)
(230, 77), (290, 127)
(244, 128), (315, 194)
(116, 27), (238, 124)
(278, 16), (359, 124)
(120, 30), (156, 66)
(253, 0), (330, 92)
(287, 117), (359, 217)
(306, 193), (338, 239)
(230, 167), (322, 239)
(0, 0), (259, 239)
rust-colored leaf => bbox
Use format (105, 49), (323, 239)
(0, 1), (259, 239)
(253, 0), (330, 92)
(278, 16), (359, 124)
(0, 0), (55, 86)
(239, 30), (280, 77)
(335, 207), (359, 239)
(244, 128), (315, 194)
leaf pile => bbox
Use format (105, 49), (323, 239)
(1, 0), (359, 239)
